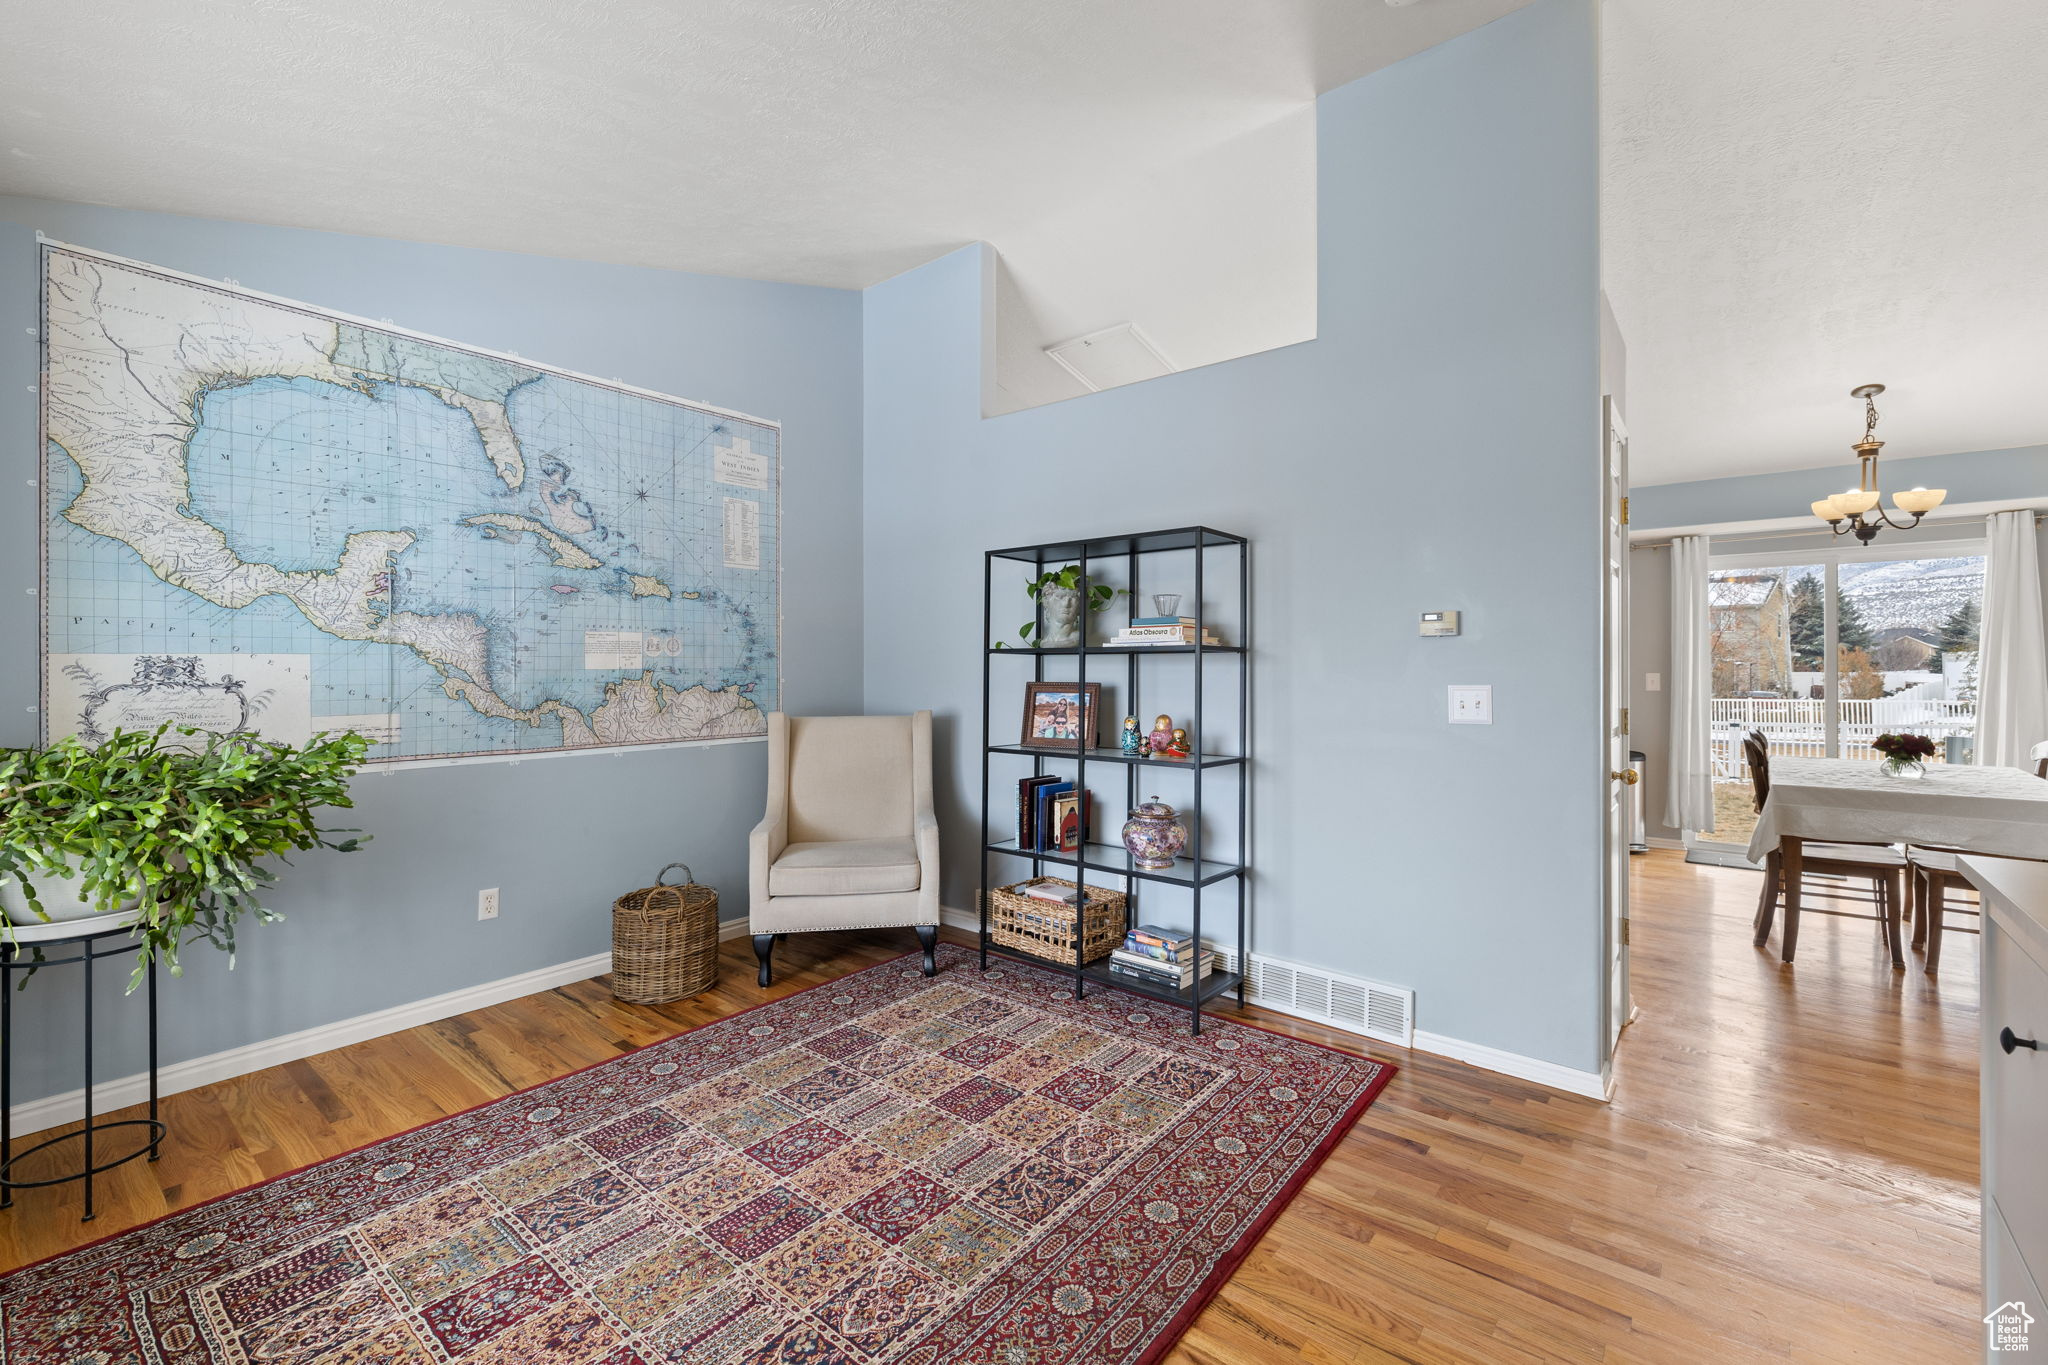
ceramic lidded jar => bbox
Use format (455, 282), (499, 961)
(1121, 798), (1188, 870)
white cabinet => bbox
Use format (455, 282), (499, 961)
(1965, 857), (2048, 1362)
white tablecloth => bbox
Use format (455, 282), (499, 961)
(1746, 759), (2048, 863)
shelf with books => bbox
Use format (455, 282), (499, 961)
(1085, 962), (1244, 1007)
(985, 643), (1244, 655)
(986, 743), (1242, 769)
(983, 838), (1243, 888)
(975, 940), (1243, 1006)
(978, 526), (1251, 1037)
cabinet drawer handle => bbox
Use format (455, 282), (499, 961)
(2000, 1027), (2039, 1055)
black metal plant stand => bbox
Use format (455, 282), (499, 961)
(0, 919), (163, 1222)
(978, 526), (1251, 1035)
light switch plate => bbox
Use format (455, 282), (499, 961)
(1448, 685), (1492, 724)
(1646, 672), (1662, 692)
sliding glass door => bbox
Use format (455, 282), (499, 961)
(1693, 542), (1985, 856)
(1706, 562), (1821, 849)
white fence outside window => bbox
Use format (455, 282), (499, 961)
(1709, 697), (1977, 775)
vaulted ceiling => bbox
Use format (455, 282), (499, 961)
(11, 0), (2035, 486)
(0, 0), (1521, 288)
(1604, 0), (2048, 485)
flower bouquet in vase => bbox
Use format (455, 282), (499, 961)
(1872, 732), (1936, 779)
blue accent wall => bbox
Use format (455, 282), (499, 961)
(0, 196), (864, 1105)
(861, 0), (1607, 1072)
(0, 0), (1611, 1102)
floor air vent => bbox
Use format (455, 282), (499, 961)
(1209, 946), (1413, 1047)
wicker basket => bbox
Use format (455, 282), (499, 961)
(611, 863), (719, 1004)
(987, 877), (1127, 966)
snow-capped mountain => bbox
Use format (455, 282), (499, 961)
(1836, 557), (1983, 633)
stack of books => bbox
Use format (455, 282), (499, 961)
(1107, 924), (1218, 992)
(1107, 615), (1224, 648)
(1015, 776), (1090, 852)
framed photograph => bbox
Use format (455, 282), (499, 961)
(1020, 682), (1102, 750)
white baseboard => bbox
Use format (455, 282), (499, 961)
(1644, 836), (1688, 851)
(5, 915), (1609, 1140)
(14, 920), (763, 1137)
(10, 951), (620, 1140)
(1411, 1029), (1613, 1100)
(942, 906), (1608, 1101)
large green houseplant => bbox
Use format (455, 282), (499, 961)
(0, 727), (370, 990)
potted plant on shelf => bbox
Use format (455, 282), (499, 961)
(1871, 731), (1937, 779)
(1002, 565), (1125, 648)
(0, 726), (370, 989)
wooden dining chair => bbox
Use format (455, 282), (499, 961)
(1744, 736), (1906, 964)
(1907, 744), (2047, 972)
(1905, 847), (1980, 974)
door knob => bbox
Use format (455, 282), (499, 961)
(2001, 1027), (2039, 1055)
(1611, 769), (1639, 785)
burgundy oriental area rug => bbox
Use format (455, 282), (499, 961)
(0, 943), (1392, 1364)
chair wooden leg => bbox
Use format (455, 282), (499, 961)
(753, 934), (776, 988)
(1924, 875), (1946, 975)
(915, 925), (938, 977)
(1911, 868), (1929, 949)
(1753, 851), (1781, 947)
(1883, 869), (1905, 969)
(1780, 840), (1803, 963)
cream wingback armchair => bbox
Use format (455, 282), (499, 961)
(749, 711), (940, 986)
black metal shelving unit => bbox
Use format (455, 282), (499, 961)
(978, 526), (1250, 1034)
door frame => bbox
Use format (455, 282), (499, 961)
(1601, 396), (1633, 1070)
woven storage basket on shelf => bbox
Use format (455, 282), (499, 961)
(611, 863), (719, 1004)
(987, 877), (1127, 966)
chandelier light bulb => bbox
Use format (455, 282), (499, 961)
(1893, 486), (1947, 514)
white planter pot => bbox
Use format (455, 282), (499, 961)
(0, 864), (141, 927)
(1039, 586), (1084, 648)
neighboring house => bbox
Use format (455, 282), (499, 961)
(1872, 626), (1942, 671)
(1710, 573), (1793, 696)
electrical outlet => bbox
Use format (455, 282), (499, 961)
(477, 888), (500, 921)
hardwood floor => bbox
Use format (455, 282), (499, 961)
(0, 850), (1979, 1361)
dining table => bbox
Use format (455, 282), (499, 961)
(1747, 757), (2048, 966)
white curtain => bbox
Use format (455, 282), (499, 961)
(1977, 510), (2048, 770)
(1665, 534), (1716, 831)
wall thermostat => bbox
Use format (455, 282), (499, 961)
(1419, 610), (1461, 637)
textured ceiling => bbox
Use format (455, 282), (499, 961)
(1605, 0), (2048, 485)
(0, 0), (1524, 290)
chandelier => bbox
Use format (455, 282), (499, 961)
(1810, 383), (1945, 542)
